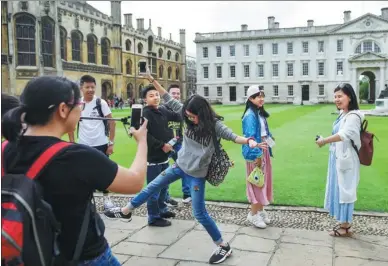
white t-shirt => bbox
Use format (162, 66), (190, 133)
(78, 96), (112, 147)
(259, 115), (267, 137)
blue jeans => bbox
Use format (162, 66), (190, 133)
(146, 163), (169, 223)
(166, 143), (191, 200)
(78, 247), (120, 266)
(129, 164), (223, 244)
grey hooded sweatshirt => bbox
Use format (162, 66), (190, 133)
(162, 93), (237, 178)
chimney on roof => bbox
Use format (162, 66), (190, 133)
(169, 33), (172, 40)
(124, 13), (132, 28)
(307, 20), (314, 27)
(148, 19), (151, 29)
(382, 7), (388, 20)
(344, 10), (351, 23)
(241, 24), (248, 31)
(274, 22), (279, 29)
(157, 26), (162, 37)
(268, 16), (275, 29)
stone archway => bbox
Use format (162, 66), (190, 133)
(101, 81), (112, 100)
(361, 71), (376, 103)
(126, 83), (133, 99)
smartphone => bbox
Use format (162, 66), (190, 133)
(130, 104), (143, 130)
(138, 61), (147, 75)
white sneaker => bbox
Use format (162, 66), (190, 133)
(247, 212), (266, 229)
(182, 197), (192, 204)
(103, 197), (115, 210)
(259, 210), (271, 224)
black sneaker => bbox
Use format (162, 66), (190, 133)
(148, 218), (172, 227)
(103, 207), (132, 222)
(160, 211), (176, 219)
(209, 243), (232, 264)
(165, 198), (178, 207)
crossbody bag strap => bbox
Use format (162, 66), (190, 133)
(70, 200), (91, 264)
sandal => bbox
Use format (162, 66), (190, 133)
(329, 224), (353, 237)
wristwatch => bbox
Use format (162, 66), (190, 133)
(108, 140), (114, 146)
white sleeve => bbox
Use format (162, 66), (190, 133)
(338, 114), (361, 142)
(100, 99), (112, 117)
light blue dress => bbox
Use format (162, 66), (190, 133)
(324, 115), (354, 223)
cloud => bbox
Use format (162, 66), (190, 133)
(87, 1), (387, 57)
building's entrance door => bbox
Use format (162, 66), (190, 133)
(229, 86), (236, 101)
(302, 85), (310, 101)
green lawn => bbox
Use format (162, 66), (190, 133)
(105, 104), (388, 212)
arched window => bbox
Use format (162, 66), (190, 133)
(175, 67), (179, 80)
(138, 84), (144, 97)
(15, 14), (36, 66)
(168, 66), (172, 79)
(355, 40), (381, 54)
(41, 16), (55, 67)
(159, 65), (164, 78)
(125, 39), (131, 51)
(126, 59), (132, 75)
(87, 34), (97, 63)
(126, 83), (133, 99)
(158, 48), (163, 58)
(101, 38), (110, 65)
(137, 43), (143, 54)
(167, 50), (171, 60)
(175, 52), (179, 62)
(71, 31), (82, 61)
(148, 36), (153, 51)
(60, 27), (67, 60)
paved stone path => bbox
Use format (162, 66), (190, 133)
(103, 215), (388, 266)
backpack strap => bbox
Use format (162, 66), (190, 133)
(94, 98), (109, 137)
(69, 201), (91, 264)
(26, 142), (73, 179)
(1, 140), (9, 176)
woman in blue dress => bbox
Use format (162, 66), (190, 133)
(316, 83), (363, 237)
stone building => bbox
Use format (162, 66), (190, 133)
(194, 8), (388, 104)
(1, 1), (187, 101)
(186, 55), (197, 96)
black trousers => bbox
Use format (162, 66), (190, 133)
(93, 144), (110, 195)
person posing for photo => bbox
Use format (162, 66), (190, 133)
(104, 69), (267, 265)
(242, 85), (274, 229)
(316, 83), (364, 237)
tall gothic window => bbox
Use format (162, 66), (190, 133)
(175, 67), (179, 80)
(168, 66), (172, 79)
(125, 39), (131, 51)
(60, 27), (67, 60)
(71, 31), (82, 61)
(87, 34), (97, 63)
(15, 14), (36, 66)
(126, 59), (132, 75)
(41, 17), (55, 67)
(159, 65), (164, 78)
(101, 38), (110, 65)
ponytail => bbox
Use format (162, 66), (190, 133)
(2, 106), (26, 142)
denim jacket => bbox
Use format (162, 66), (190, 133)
(242, 108), (273, 161)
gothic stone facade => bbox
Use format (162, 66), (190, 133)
(1, 1), (187, 100)
(194, 9), (388, 104)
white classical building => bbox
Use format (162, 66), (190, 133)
(194, 8), (388, 104)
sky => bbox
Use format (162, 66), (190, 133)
(87, 1), (387, 57)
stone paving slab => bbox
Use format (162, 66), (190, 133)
(269, 243), (332, 266)
(159, 230), (235, 263)
(104, 215), (388, 266)
(128, 220), (196, 245)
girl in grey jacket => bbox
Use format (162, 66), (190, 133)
(104, 72), (267, 264)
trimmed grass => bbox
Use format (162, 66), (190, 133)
(105, 104), (388, 212)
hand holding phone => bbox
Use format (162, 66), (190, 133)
(130, 104), (143, 130)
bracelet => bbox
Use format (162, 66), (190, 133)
(247, 137), (255, 144)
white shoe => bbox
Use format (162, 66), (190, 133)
(247, 212), (266, 229)
(182, 197), (192, 204)
(259, 210), (271, 224)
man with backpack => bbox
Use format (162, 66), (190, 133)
(69, 75), (117, 210)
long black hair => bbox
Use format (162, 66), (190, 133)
(181, 94), (223, 139)
(242, 91), (269, 119)
(334, 83), (359, 111)
(2, 76), (81, 142)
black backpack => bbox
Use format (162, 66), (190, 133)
(1, 141), (92, 266)
(77, 98), (110, 138)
